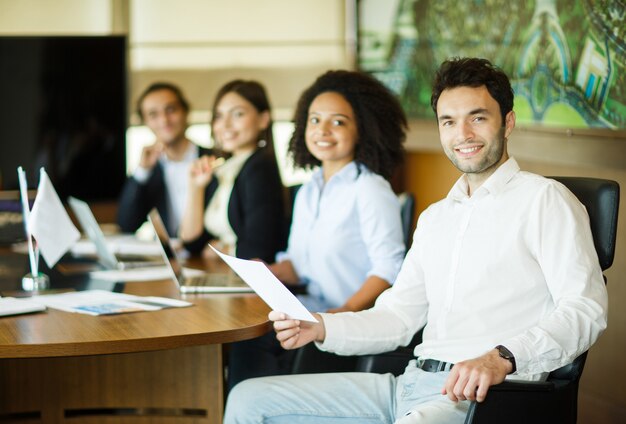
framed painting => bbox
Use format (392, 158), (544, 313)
(358, 0), (626, 131)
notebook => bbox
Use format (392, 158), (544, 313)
(68, 197), (162, 270)
(147, 209), (253, 293)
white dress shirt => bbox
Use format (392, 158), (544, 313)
(319, 157), (608, 380)
(278, 162), (406, 311)
(133, 143), (199, 235)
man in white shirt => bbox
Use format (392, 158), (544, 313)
(117, 82), (208, 236)
(224, 58), (608, 424)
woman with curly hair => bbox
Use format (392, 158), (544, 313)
(228, 70), (407, 389)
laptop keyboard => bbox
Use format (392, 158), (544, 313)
(185, 273), (245, 287)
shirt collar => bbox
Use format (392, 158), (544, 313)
(215, 149), (254, 179)
(448, 157), (520, 201)
(312, 161), (360, 189)
(160, 142), (198, 164)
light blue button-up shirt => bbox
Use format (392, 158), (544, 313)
(278, 162), (406, 311)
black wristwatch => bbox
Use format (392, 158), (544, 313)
(495, 345), (516, 374)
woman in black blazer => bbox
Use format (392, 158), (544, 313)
(180, 80), (286, 263)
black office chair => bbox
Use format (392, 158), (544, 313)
(356, 177), (620, 424)
(398, 192), (416, 252)
(283, 184), (302, 242)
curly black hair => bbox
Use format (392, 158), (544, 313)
(431, 57), (514, 124)
(289, 70), (406, 180)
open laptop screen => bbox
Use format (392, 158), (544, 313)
(147, 208), (252, 293)
(147, 209), (184, 283)
(68, 196), (118, 269)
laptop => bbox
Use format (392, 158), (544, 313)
(147, 209), (253, 293)
(68, 196), (162, 270)
(0, 191), (29, 246)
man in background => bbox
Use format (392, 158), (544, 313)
(117, 82), (208, 236)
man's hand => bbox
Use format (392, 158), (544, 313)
(442, 349), (511, 403)
(269, 311), (325, 350)
(189, 155), (223, 188)
(139, 142), (164, 169)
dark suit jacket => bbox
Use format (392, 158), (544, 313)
(182, 148), (286, 263)
(116, 146), (211, 236)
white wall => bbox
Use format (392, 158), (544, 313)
(1, 0), (354, 114)
(130, 0), (348, 70)
(1, 0), (347, 185)
(0, 0), (116, 34)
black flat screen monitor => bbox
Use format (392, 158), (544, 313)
(0, 36), (127, 201)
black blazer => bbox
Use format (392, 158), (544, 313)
(182, 148), (286, 263)
(117, 146), (211, 236)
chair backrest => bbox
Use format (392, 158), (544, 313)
(550, 177), (619, 271)
(283, 184), (302, 240)
(545, 177), (619, 381)
(358, 178), (620, 390)
(465, 178), (620, 423)
(287, 184), (302, 214)
(397, 192), (415, 252)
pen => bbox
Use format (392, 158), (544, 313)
(212, 157), (226, 169)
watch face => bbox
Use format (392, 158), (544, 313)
(497, 345), (513, 359)
(496, 345), (516, 373)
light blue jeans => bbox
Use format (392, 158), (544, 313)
(224, 360), (469, 424)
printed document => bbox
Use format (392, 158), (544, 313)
(31, 290), (192, 316)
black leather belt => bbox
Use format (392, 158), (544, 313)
(416, 358), (455, 372)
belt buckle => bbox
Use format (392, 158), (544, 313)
(416, 358), (426, 369)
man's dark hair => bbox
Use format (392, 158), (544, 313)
(431, 57), (514, 124)
(289, 70), (406, 180)
(211, 79), (275, 155)
(136, 82), (190, 121)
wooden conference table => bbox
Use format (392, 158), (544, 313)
(0, 250), (272, 423)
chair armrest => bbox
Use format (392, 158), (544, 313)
(464, 379), (578, 424)
(291, 343), (360, 374)
(355, 330), (423, 376)
(356, 350), (413, 376)
(485, 380), (554, 392)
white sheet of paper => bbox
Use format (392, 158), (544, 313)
(71, 235), (162, 257)
(210, 245), (317, 322)
(89, 266), (204, 282)
(89, 266), (172, 281)
(0, 297), (47, 317)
